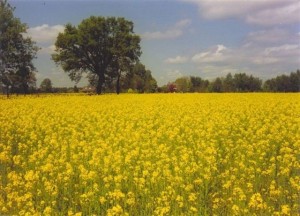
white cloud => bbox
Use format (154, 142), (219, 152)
(246, 29), (293, 44)
(200, 65), (241, 75)
(39, 45), (56, 54)
(256, 44), (300, 64)
(167, 69), (183, 79)
(263, 44), (299, 56)
(159, 69), (183, 83)
(142, 19), (191, 40)
(246, 2), (300, 25)
(241, 29), (300, 65)
(192, 44), (229, 63)
(252, 57), (279, 65)
(189, 40), (299, 77)
(175, 19), (191, 28)
(183, 0), (300, 26)
(165, 55), (188, 64)
(27, 24), (64, 43)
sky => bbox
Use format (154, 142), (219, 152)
(9, 0), (300, 87)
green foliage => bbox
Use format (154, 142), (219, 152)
(223, 73), (235, 92)
(263, 70), (300, 92)
(40, 78), (53, 93)
(122, 63), (157, 93)
(233, 73), (262, 92)
(52, 16), (141, 94)
(174, 77), (191, 92)
(162, 73), (263, 93)
(211, 77), (223, 92)
(207, 73), (262, 92)
(0, 0), (38, 95)
(73, 85), (79, 93)
(190, 76), (209, 92)
(127, 88), (135, 93)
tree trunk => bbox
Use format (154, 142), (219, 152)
(96, 79), (102, 94)
(116, 73), (120, 95)
(23, 82), (28, 95)
(96, 73), (105, 95)
(6, 85), (9, 98)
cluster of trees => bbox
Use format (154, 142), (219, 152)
(1, 1), (156, 96)
(0, 0), (38, 97)
(37, 65), (158, 94)
(159, 71), (299, 93)
(263, 70), (300, 92)
(112, 62), (157, 93)
(87, 62), (157, 93)
(0, 1), (299, 96)
(39, 78), (53, 93)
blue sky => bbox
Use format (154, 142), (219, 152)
(10, 0), (300, 87)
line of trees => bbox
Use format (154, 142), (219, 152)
(159, 70), (300, 93)
(263, 70), (300, 92)
(86, 62), (157, 93)
(0, 1), (299, 96)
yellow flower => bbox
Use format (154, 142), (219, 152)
(43, 206), (52, 215)
(232, 205), (239, 215)
(1, 93), (299, 215)
(190, 206), (197, 212)
(188, 193), (197, 202)
(249, 193), (267, 210)
(281, 205), (290, 215)
(99, 196), (107, 204)
(107, 205), (123, 216)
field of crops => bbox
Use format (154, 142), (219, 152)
(0, 93), (299, 215)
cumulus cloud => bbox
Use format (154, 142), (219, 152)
(241, 29), (300, 66)
(189, 40), (299, 78)
(200, 65), (242, 77)
(192, 44), (229, 63)
(255, 44), (300, 64)
(39, 45), (56, 54)
(27, 24), (64, 43)
(159, 69), (183, 84)
(165, 55), (188, 64)
(245, 28), (294, 44)
(246, 2), (300, 25)
(263, 44), (299, 56)
(183, 0), (300, 25)
(142, 19), (191, 40)
(167, 69), (183, 79)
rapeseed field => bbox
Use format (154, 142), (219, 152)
(0, 93), (299, 215)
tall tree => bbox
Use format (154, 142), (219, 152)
(174, 77), (191, 92)
(223, 73), (234, 92)
(0, 0), (38, 96)
(190, 76), (202, 92)
(190, 76), (209, 92)
(211, 77), (223, 92)
(233, 73), (262, 92)
(40, 78), (53, 93)
(52, 16), (141, 94)
(125, 63), (157, 93)
(289, 70), (300, 92)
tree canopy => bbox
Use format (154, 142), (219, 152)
(40, 78), (53, 93)
(52, 16), (141, 94)
(124, 63), (157, 93)
(263, 70), (300, 92)
(160, 73), (265, 93)
(0, 0), (38, 96)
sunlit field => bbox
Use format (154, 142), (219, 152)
(0, 93), (299, 215)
